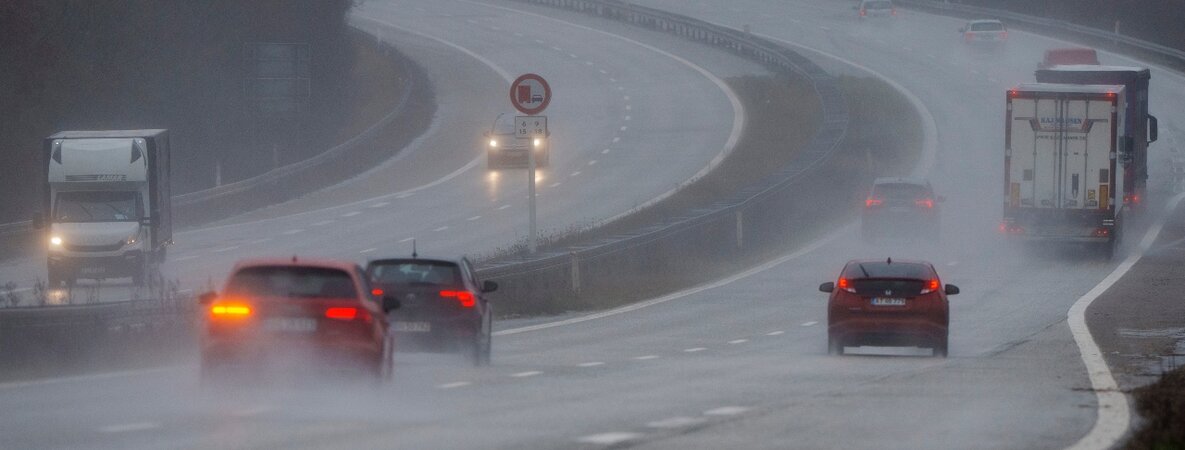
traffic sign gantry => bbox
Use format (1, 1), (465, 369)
(510, 73), (551, 115)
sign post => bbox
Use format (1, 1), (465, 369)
(510, 74), (552, 254)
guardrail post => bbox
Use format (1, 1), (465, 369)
(570, 251), (581, 295)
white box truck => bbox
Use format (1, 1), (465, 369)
(34, 130), (172, 286)
(1002, 84), (1128, 258)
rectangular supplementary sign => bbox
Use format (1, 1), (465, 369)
(515, 116), (548, 139)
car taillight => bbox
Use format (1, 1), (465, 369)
(325, 307), (358, 320)
(837, 278), (856, 294)
(865, 198), (883, 207)
(1093, 227), (1111, 237)
(921, 279), (940, 294)
(440, 290), (476, 308)
(891, 8), (897, 16)
(1124, 194), (1141, 205)
(859, 8), (866, 16)
(999, 222), (1025, 234)
(371, 288), (384, 297)
(915, 198), (934, 208)
(210, 303), (252, 318)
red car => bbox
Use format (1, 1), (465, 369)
(819, 258), (959, 357)
(199, 258), (399, 381)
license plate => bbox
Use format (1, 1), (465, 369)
(871, 297), (906, 306)
(263, 317), (317, 333)
(80, 267), (105, 275)
(392, 321), (431, 332)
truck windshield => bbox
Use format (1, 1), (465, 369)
(54, 191), (141, 223)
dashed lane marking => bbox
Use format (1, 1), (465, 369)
(98, 422), (159, 434)
(398, 237), (415, 243)
(281, 229), (304, 235)
(704, 406), (750, 416)
(578, 362), (605, 367)
(602, 148), (611, 154)
(212, 246), (239, 253)
(684, 347), (707, 353)
(577, 433), (642, 445)
(511, 371), (542, 378)
(570, 171), (582, 177)
(728, 339), (748, 344)
(550, 182), (562, 188)
(438, 381), (471, 389)
(467, 215), (482, 221)
(766, 331), (785, 336)
(634, 355), (659, 360)
(588, 160), (598, 166)
(360, 248), (377, 254)
(620, 126), (628, 131)
(801, 321), (818, 327)
(498, 204), (512, 210)
(433, 226), (449, 232)
(248, 237), (272, 245)
(612, 137), (620, 143)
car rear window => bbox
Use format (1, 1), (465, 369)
(842, 262), (934, 280)
(872, 183), (931, 200)
(969, 22), (1003, 32)
(226, 266), (357, 298)
(370, 261), (462, 287)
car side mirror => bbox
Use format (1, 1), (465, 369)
(1149, 115), (1159, 143)
(198, 291), (217, 305)
(32, 213), (44, 230)
(819, 282), (835, 293)
(481, 280), (498, 293)
(945, 284), (960, 295)
(382, 296), (401, 312)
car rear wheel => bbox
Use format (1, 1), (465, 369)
(932, 336), (949, 358)
(828, 334), (844, 356)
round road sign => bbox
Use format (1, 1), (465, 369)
(510, 73), (551, 115)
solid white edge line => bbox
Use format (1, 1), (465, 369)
(1065, 191), (1185, 450)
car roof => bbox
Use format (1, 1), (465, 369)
(872, 176), (930, 186)
(967, 19), (1003, 25)
(232, 257), (361, 273)
(368, 256), (464, 266)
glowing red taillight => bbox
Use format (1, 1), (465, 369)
(915, 198), (934, 208)
(210, 303), (252, 318)
(865, 198), (883, 207)
(1093, 228), (1111, 237)
(371, 288), (384, 297)
(325, 307), (358, 320)
(838, 278), (856, 293)
(440, 290), (476, 308)
(921, 279), (940, 295)
(1124, 194), (1141, 205)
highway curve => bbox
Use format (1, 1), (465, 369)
(3, 0), (1185, 449)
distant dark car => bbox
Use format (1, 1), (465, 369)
(484, 112), (549, 169)
(199, 258), (396, 381)
(819, 258), (959, 357)
(959, 19), (1007, 47)
(1038, 47), (1100, 69)
(861, 177), (942, 242)
(367, 257), (497, 366)
(855, 0), (895, 19)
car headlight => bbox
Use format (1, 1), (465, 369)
(49, 236), (62, 247)
(533, 138), (542, 147)
(125, 235), (138, 246)
(489, 139), (498, 148)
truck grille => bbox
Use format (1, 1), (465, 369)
(64, 243), (124, 252)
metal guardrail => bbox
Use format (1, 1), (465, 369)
(896, 1), (1185, 65)
(474, 0), (850, 305)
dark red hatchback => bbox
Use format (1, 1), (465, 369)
(199, 258), (399, 381)
(819, 258), (959, 357)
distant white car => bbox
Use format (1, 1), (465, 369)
(483, 112), (549, 169)
(855, 0), (896, 19)
(959, 20), (1008, 46)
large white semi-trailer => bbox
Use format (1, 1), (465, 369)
(34, 130), (172, 287)
(1002, 84), (1127, 258)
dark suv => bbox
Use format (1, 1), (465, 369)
(861, 177), (942, 242)
(819, 258), (959, 357)
(367, 257), (496, 366)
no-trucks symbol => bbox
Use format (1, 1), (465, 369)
(510, 73), (551, 115)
